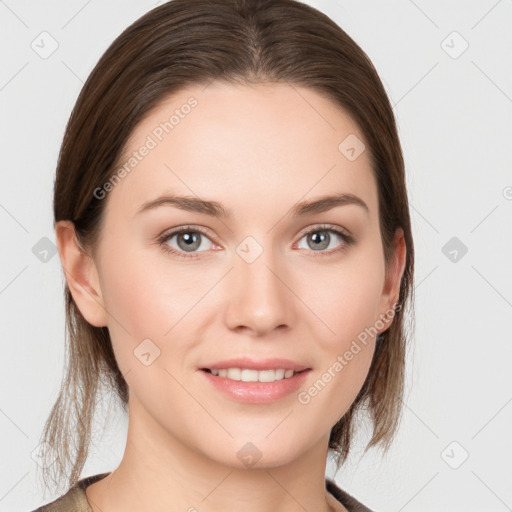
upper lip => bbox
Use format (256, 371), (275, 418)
(201, 358), (310, 372)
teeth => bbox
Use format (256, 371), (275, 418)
(208, 368), (298, 382)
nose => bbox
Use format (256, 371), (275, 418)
(223, 245), (295, 337)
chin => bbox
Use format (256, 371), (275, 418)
(195, 432), (313, 470)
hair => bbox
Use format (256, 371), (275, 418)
(40, 0), (415, 494)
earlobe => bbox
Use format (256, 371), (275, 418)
(55, 220), (108, 327)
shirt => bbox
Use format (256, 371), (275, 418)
(31, 472), (374, 512)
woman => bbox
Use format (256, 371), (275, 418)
(33, 0), (414, 511)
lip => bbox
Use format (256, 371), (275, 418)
(200, 357), (310, 372)
(200, 369), (310, 404)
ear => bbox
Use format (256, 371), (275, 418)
(376, 227), (407, 333)
(55, 220), (108, 327)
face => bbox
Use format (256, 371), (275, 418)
(77, 81), (402, 469)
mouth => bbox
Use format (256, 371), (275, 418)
(201, 367), (307, 383)
(199, 362), (311, 404)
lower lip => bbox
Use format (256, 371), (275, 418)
(200, 369), (311, 404)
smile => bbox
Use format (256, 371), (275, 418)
(204, 368), (300, 382)
(200, 367), (311, 404)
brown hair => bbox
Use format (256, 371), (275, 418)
(41, 0), (415, 493)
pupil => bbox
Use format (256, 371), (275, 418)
(179, 232), (199, 251)
(310, 231), (328, 250)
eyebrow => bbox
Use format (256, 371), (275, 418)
(135, 192), (369, 218)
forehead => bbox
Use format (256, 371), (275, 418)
(105, 81), (378, 221)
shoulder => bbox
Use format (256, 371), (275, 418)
(31, 473), (370, 512)
(30, 473), (111, 512)
(326, 478), (375, 512)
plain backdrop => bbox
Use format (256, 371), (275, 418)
(1, 1), (511, 511)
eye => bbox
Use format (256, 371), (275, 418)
(157, 223), (355, 260)
(295, 224), (355, 256)
(158, 226), (215, 259)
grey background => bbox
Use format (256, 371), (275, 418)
(1, 0), (511, 510)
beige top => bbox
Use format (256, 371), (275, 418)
(31, 472), (374, 512)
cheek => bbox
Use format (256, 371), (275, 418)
(97, 241), (214, 376)
(99, 241), (198, 335)
(299, 247), (386, 348)
(297, 263), (382, 424)
(95, 243), (170, 372)
(293, 246), (384, 413)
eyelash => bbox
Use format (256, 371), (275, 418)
(157, 224), (355, 260)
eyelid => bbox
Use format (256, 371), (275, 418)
(158, 224), (217, 243)
(295, 222), (352, 240)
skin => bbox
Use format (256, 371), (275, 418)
(56, 81), (406, 512)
